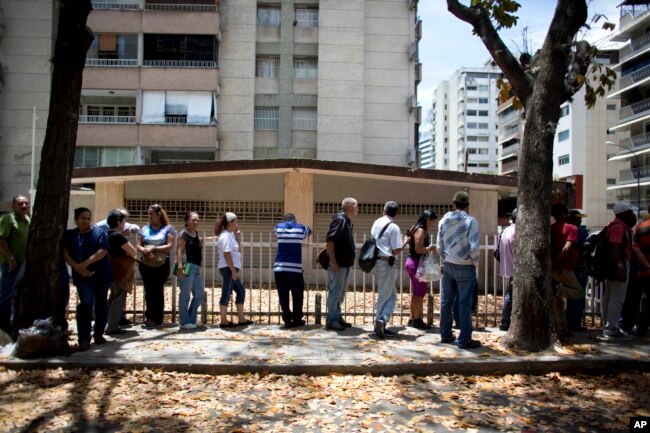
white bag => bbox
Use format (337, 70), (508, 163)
(415, 253), (441, 282)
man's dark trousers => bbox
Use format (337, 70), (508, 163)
(275, 271), (305, 325)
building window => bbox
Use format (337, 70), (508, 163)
(294, 58), (317, 79)
(466, 109), (477, 116)
(257, 6), (281, 26)
(256, 56), (280, 78)
(478, 148), (489, 154)
(558, 129), (570, 141)
(142, 91), (217, 125)
(478, 110), (488, 116)
(74, 147), (134, 168)
(80, 104), (136, 123)
(478, 97), (488, 103)
(606, 104), (616, 110)
(292, 108), (317, 130)
(607, 178), (616, 185)
(558, 154), (570, 165)
(254, 107), (279, 130)
(478, 123), (489, 129)
(560, 105), (570, 117)
(87, 34), (137, 62)
(478, 85), (489, 91)
(143, 34), (217, 65)
(295, 8), (318, 27)
(466, 85), (477, 91)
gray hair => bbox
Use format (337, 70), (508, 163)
(341, 197), (357, 210)
(384, 201), (398, 217)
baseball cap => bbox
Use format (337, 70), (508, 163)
(613, 201), (637, 215)
(226, 212), (237, 222)
(569, 209), (587, 219)
(453, 191), (469, 205)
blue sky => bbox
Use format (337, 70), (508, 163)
(418, 1), (622, 112)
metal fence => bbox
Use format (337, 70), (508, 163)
(68, 233), (604, 328)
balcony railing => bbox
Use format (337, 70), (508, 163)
(620, 132), (650, 151)
(79, 115), (136, 124)
(143, 60), (217, 68)
(619, 63), (650, 90)
(500, 158), (519, 174)
(91, 0), (139, 10)
(144, 3), (217, 12)
(619, 165), (650, 182)
(619, 31), (650, 62)
(619, 97), (650, 121)
(85, 58), (138, 67)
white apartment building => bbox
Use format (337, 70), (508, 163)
(606, 1), (650, 216)
(426, 64), (501, 174)
(0, 0), (422, 210)
(418, 127), (433, 168)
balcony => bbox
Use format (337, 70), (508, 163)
(414, 19), (422, 41)
(619, 31), (650, 65)
(91, 0), (139, 10)
(145, 1), (217, 12)
(619, 97), (650, 122)
(79, 115), (136, 124)
(415, 62), (422, 85)
(619, 165), (650, 182)
(619, 132), (650, 152)
(619, 63), (650, 92)
(143, 60), (217, 68)
(500, 158), (519, 175)
(86, 58), (138, 67)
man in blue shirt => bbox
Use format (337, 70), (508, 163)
(274, 213), (312, 328)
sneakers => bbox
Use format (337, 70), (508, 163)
(338, 318), (352, 328)
(597, 330), (633, 341)
(286, 319), (306, 329)
(325, 321), (345, 331)
(143, 320), (162, 329)
(441, 335), (456, 344)
(384, 328), (398, 338)
(411, 319), (432, 330)
(181, 323), (197, 330)
(373, 320), (386, 338)
(457, 339), (481, 349)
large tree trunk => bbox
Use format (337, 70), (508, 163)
(16, 1), (93, 329)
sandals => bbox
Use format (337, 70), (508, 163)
(219, 322), (237, 329)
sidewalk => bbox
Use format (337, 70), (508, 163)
(1, 323), (648, 376)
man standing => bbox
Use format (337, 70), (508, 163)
(550, 203), (583, 341)
(437, 191), (481, 349)
(498, 208), (516, 331)
(273, 213), (312, 329)
(599, 201), (637, 341)
(325, 197), (358, 331)
(566, 209), (589, 332)
(371, 201), (405, 338)
(0, 195), (30, 334)
(632, 203), (650, 337)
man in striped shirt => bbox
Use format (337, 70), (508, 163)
(274, 213), (312, 329)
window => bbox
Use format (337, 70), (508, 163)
(142, 91), (217, 125)
(292, 108), (317, 130)
(558, 129), (570, 141)
(80, 104), (136, 123)
(607, 178), (616, 185)
(295, 8), (318, 27)
(143, 34), (217, 64)
(558, 154), (570, 165)
(256, 56), (280, 78)
(560, 105), (570, 117)
(466, 109), (477, 116)
(255, 107), (279, 130)
(467, 148), (477, 154)
(478, 123), (489, 129)
(87, 34), (137, 61)
(478, 110), (488, 116)
(467, 98), (477, 103)
(478, 148), (489, 154)
(478, 97), (488, 103)
(467, 122), (477, 129)
(294, 58), (317, 79)
(478, 85), (489, 91)
(466, 85), (477, 91)
(606, 104), (616, 110)
(257, 6), (281, 26)
(74, 147), (134, 168)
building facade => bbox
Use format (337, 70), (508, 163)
(0, 0), (422, 210)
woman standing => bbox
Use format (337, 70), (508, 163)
(176, 211), (205, 329)
(215, 212), (253, 328)
(137, 204), (175, 328)
(404, 210), (438, 329)
(63, 207), (112, 351)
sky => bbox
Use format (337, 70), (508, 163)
(417, 0), (623, 114)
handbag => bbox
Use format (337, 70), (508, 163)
(415, 253), (441, 282)
(173, 262), (192, 276)
(141, 251), (167, 268)
(358, 222), (393, 273)
(316, 248), (330, 270)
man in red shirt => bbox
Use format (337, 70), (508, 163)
(632, 203), (650, 336)
(550, 203), (583, 341)
(599, 201), (637, 341)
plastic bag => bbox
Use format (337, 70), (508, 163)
(13, 317), (69, 359)
(415, 253), (441, 282)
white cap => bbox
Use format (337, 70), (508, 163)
(613, 201), (637, 215)
(226, 212), (237, 222)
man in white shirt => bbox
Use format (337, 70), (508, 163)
(497, 209), (516, 331)
(372, 201), (405, 338)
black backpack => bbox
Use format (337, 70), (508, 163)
(358, 222), (392, 273)
(583, 227), (612, 282)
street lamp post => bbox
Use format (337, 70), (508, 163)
(606, 140), (641, 220)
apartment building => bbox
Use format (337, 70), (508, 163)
(607, 0), (650, 215)
(426, 63), (501, 174)
(496, 95), (524, 176)
(0, 0), (422, 210)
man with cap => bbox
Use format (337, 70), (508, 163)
(599, 201), (637, 340)
(566, 209), (589, 332)
(497, 208), (516, 331)
(437, 191), (481, 349)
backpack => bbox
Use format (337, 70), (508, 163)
(358, 222), (392, 273)
(583, 226), (613, 282)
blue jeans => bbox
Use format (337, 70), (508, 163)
(178, 263), (205, 325)
(219, 267), (245, 306)
(0, 262), (19, 332)
(326, 266), (351, 323)
(75, 277), (109, 342)
(500, 277), (513, 330)
(374, 260), (398, 324)
(567, 264), (588, 330)
(440, 262), (477, 346)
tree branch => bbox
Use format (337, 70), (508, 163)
(446, 0), (533, 107)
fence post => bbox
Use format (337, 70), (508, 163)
(315, 293), (322, 325)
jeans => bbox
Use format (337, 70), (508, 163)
(374, 260), (398, 325)
(566, 264), (588, 330)
(139, 259), (170, 325)
(75, 277), (109, 342)
(275, 271), (305, 324)
(0, 262), (19, 333)
(499, 276), (513, 330)
(326, 265), (351, 323)
(219, 267), (245, 306)
(453, 277), (478, 325)
(440, 262), (477, 346)
(178, 263), (205, 325)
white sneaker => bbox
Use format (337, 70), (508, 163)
(181, 323), (197, 330)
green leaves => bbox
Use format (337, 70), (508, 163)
(471, 0), (522, 30)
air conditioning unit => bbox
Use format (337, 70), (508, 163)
(408, 0), (418, 10)
(408, 42), (418, 61)
(407, 95), (418, 111)
(415, 106), (422, 124)
(407, 148), (417, 165)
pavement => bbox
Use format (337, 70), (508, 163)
(0, 321), (648, 376)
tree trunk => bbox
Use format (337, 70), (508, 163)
(16, 1), (93, 329)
